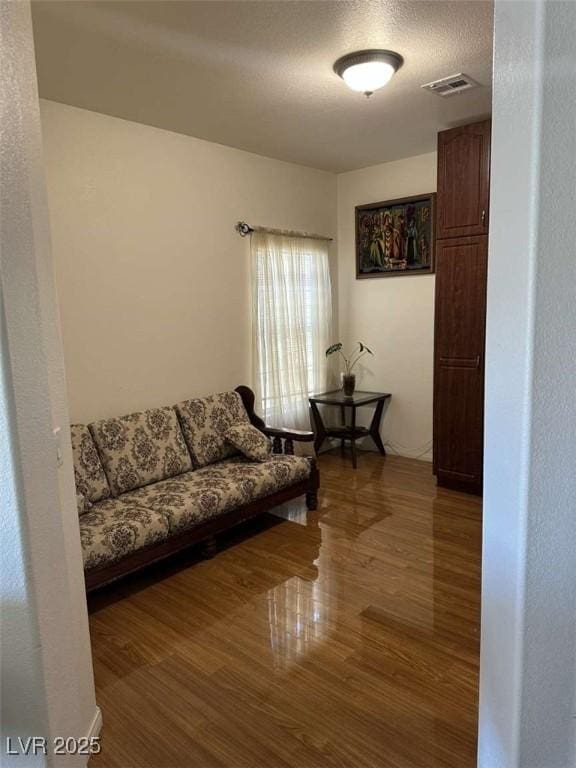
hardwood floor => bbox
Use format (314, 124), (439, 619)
(89, 452), (482, 768)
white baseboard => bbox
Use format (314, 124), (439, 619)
(319, 439), (433, 462)
(69, 707), (102, 768)
(87, 706), (102, 739)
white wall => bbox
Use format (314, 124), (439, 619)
(39, 100), (336, 424)
(1, 3), (98, 766)
(479, 1), (576, 766)
(337, 153), (436, 459)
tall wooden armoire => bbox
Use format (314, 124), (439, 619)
(433, 120), (491, 495)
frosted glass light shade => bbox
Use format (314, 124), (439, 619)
(341, 61), (395, 92)
(333, 50), (403, 95)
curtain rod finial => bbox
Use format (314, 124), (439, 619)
(235, 221), (252, 237)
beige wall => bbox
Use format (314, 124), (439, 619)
(41, 100), (434, 459)
(337, 153), (437, 460)
(40, 100), (336, 423)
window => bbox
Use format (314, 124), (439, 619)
(251, 231), (332, 429)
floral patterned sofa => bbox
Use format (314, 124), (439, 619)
(72, 386), (318, 591)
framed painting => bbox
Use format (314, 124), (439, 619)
(355, 193), (436, 278)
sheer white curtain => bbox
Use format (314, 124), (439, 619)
(251, 231), (332, 430)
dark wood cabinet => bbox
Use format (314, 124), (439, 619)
(433, 236), (487, 492)
(434, 120), (490, 495)
(437, 121), (491, 239)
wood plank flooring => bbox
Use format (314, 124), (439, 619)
(89, 452), (482, 768)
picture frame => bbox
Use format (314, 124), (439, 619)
(355, 193), (436, 279)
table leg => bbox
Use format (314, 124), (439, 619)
(340, 404), (346, 456)
(351, 406), (357, 469)
(350, 438), (357, 469)
(369, 399), (386, 455)
(310, 401), (327, 454)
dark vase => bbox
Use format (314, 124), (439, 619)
(342, 373), (356, 397)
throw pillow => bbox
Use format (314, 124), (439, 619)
(225, 424), (271, 463)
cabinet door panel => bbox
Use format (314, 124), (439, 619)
(437, 121), (491, 239)
(433, 236), (487, 493)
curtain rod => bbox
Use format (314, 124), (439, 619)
(235, 221), (333, 242)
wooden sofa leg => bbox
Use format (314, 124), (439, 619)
(201, 536), (218, 559)
(306, 491), (318, 511)
(306, 458), (319, 511)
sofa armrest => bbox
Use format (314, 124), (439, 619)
(261, 426), (314, 455)
(261, 426), (314, 441)
(235, 385), (315, 455)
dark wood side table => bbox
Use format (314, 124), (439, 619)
(309, 390), (391, 469)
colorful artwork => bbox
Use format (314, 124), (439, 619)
(356, 194), (435, 278)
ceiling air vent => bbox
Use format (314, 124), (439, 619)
(421, 73), (479, 96)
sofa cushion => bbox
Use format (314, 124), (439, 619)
(175, 391), (250, 468)
(122, 454), (312, 534)
(70, 424), (111, 503)
(225, 424), (272, 462)
(90, 407), (192, 496)
(80, 498), (171, 571)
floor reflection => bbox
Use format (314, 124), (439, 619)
(267, 576), (329, 669)
(89, 452), (482, 768)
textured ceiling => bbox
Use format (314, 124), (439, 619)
(31, 0), (494, 172)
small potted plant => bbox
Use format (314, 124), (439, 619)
(325, 341), (374, 397)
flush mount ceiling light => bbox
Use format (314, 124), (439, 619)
(333, 49), (403, 98)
